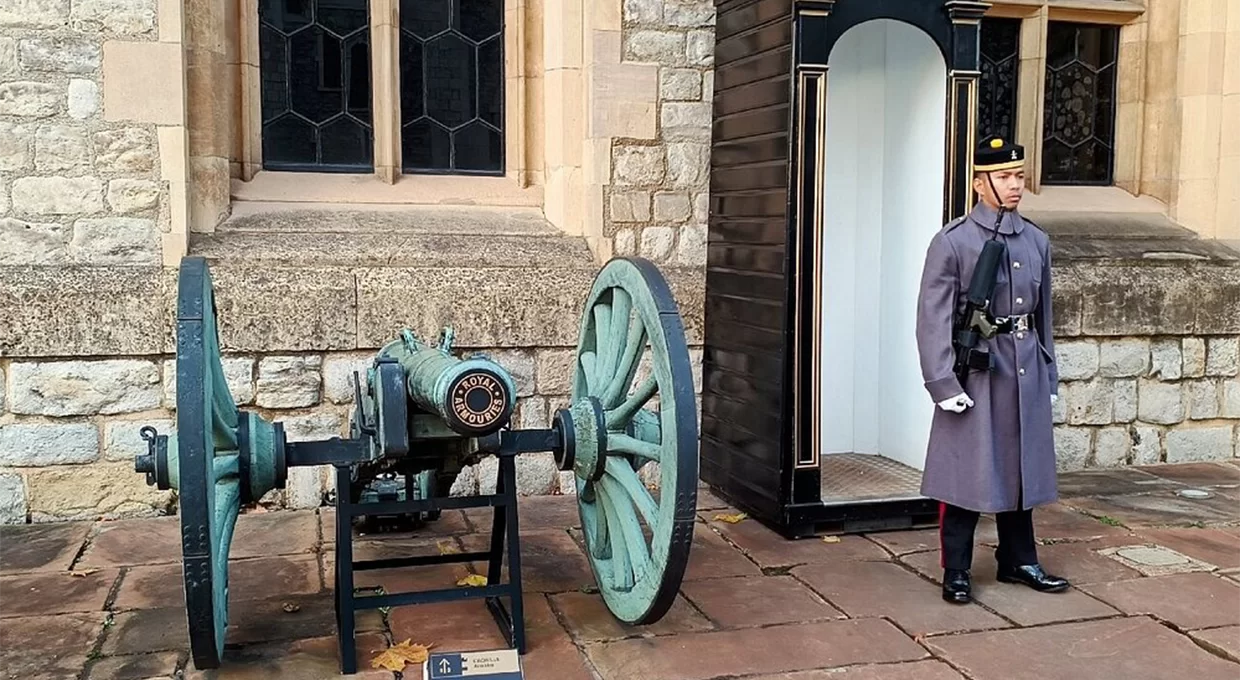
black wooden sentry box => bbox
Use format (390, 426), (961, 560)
(700, 0), (991, 538)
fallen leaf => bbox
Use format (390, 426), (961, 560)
(438, 540), (460, 555)
(713, 512), (747, 524)
(282, 602), (300, 613)
(456, 573), (487, 587)
(370, 639), (433, 672)
(821, 536), (841, 544)
(69, 569), (99, 577)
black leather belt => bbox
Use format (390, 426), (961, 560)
(990, 314), (1032, 334)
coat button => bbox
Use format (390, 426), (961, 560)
(1016, 297), (1024, 305)
(1013, 261), (1021, 269)
(1019, 368), (1026, 375)
(1017, 331), (1025, 339)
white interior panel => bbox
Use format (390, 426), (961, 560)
(819, 19), (947, 471)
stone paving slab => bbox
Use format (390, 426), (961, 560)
(85, 650), (184, 680)
(549, 590), (715, 641)
(701, 509), (891, 568)
(0, 568), (120, 618)
(745, 660), (967, 680)
(0, 522), (92, 574)
(680, 574), (845, 627)
(1130, 527), (1240, 570)
(0, 612), (102, 680)
(1065, 490), (1240, 527)
(1077, 572), (1240, 630)
(1190, 626), (1240, 663)
(1135, 462), (1240, 488)
(927, 616), (1240, 680)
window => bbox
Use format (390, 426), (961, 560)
(978, 17), (1021, 145)
(1041, 21), (1119, 185)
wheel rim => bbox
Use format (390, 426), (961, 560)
(570, 257), (698, 625)
(175, 257), (242, 670)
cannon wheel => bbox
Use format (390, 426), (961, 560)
(570, 257), (698, 625)
(175, 257), (244, 669)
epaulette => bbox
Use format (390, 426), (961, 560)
(942, 216), (968, 233)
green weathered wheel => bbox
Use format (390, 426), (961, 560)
(568, 257), (698, 625)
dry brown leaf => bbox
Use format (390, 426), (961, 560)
(456, 573), (487, 587)
(438, 540), (460, 555)
(821, 536), (841, 544)
(282, 602), (300, 613)
(371, 639), (433, 672)
(713, 512), (747, 524)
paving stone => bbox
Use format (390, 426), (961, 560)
(99, 607), (190, 655)
(1131, 528), (1240, 570)
(927, 616), (1240, 680)
(695, 487), (730, 511)
(864, 519), (1000, 557)
(85, 651), (183, 680)
(1136, 462), (1240, 488)
(460, 529), (595, 593)
(0, 521), (91, 573)
(182, 634), (392, 679)
(549, 590), (713, 641)
(793, 560), (1010, 635)
(683, 525), (763, 581)
(745, 660), (967, 680)
(1030, 503), (1138, 539)
(387, 597), (512, 654)
(1066, 491), (1238, 527)
(463, 495), (579, 534)
(1189, 625), (1240, 663)
(1096, 543), (1217, 576)
(231, 509), (320, 558)
(584, 618), (927, 680)
(0, 568), (119, 617)
(1027, 541), (1145, 585)
(79, 515), (183, 568)
(513, 595), (595, 680)
(226, 593), (339, 646)
(1078, 572), (1240, 630)
(701, 511), (889, 569)
(0, 613), (99, 680)
(681, 574), (844, 628)
(113, 555), (321, 610)
(1055, 467), (1178, 498)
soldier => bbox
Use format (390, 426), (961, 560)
(914, 137), (1070, 604)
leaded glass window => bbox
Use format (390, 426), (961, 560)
(978, 17), (1021, 145)
(1041, 21), (1119, 185)
(399, 0), (504, 175)
(258, 0), (375, 172)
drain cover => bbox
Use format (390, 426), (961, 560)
(1177, 488), (1214, 499)
(1099, 544), (1216, 576)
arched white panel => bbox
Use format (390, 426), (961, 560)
(819, 18), (948, 472)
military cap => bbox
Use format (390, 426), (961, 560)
(974, 136), (1024, 172)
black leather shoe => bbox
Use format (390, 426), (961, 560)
(997, 563), (1070, 592)
(942, 568), (972, 604)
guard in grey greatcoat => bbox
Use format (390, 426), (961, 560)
(915, 137), (1070, 604)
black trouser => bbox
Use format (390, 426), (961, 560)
(939, 502), (1038, 571)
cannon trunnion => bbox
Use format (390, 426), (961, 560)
(134, 255), (699, 673)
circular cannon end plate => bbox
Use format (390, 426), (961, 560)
(444, 369), (512, 435)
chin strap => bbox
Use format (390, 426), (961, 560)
(984, 171), (1006, 241)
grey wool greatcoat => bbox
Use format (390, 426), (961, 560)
(915, 201), (1059, 513)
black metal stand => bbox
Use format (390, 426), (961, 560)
(331, 450), (526, 674)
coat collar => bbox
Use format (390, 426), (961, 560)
(967, 201), (1024, 235)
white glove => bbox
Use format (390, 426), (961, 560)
(937, 392), (973, 413)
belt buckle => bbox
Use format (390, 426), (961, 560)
(1014, 315), (1030, 332)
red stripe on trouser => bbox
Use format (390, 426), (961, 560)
(939, 501), (947, 569)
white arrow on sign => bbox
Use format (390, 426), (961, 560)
(439, 659), (452, 674)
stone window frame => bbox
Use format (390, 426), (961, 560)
(234, 0), (536, 189)
(983, 0), (1146, 195)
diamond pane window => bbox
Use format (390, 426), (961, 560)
(978, 17), (1020, 145)
(1041, 21), (1118, 185)
(399, 0), (504, 175)
(259, 0), (374, 172)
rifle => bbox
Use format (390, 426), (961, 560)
(951, 206), (1007, 388)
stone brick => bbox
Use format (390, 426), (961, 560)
(321, 352), (371, 404)
(0, 423), (98, 466)
(1150, 338), (1182, 379)
(1184, 337), (1207, 376)
(536, 348), (576, 394)
(1138, 380), (1185, 424)
(1114, 379), (1137, 422)
(665, 0), (714, 26)
(702, 71), (714, 101)
(1166, 426), (1234, 463)
(677, 224), (707, 266)
(610, 191), (650, 222)
(614, 228), (636, 255)
(256, 356), (322, 408)
(106, 179), (160, 213)
(34, 125), (89, 172)
(1054, 426), (1090, 471)
(623, 0), (662, 23)
(1055, 340), (1099, 380)
(1132, 425), (1163, 464)
(104, 418), (174, 462)
(666, 141), (710, 187)
(693, 191), (709, 224)
(1206, 336), (1239, 376)
(18, 38), (100, 74)
(162, 356), (255, 407)
(0, 37), (15, 76)
(1052, 391), (1067, 423)
(557, 470), (576, 494)
(623, 30), (684, 64)
(9, 360), (160, 416)
(27, 461), (172, 521)
(0, 366), (5, 413)
(516, 452), (559, 494)
(1099, 338), (1149, 377)
(1063, 380), (1117, 425)
(661, 102), (711, 140)
(654, 191), (692, 222)
(70, 0), (157, 34)
(686, 29), (714, 66)
(613, 145), (665, 185)
(1188, 379), (1220, 419)
(640, 226), (676, 261)
(93, 128), (156, 172)
(0, 81), (60, 117)
(1093, 427), (1131, 467)
(0, 0), (70, 28)
(0, 121), (32, 172)
(0, 218), (68, 265)
(517, 396), (547, 429)
(0, 181), (7, 213)
(69, 217), (159, 264)
(0, 473), (26, 524)
(660, 67), (702, 100)
(1223, 378), (1240, 418)
(66, 79), (97, 119)
(450, 464), (479, 495)
(480, 348), (536, 397)
(12, 176), (102, 215)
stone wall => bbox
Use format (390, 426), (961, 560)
(0, 0), (173, 267)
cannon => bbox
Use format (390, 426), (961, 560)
(133, 255), (699, 673)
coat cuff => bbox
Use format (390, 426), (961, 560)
(925, 375), (965, 403)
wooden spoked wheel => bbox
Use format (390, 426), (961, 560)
(568, 257), (698, 625)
